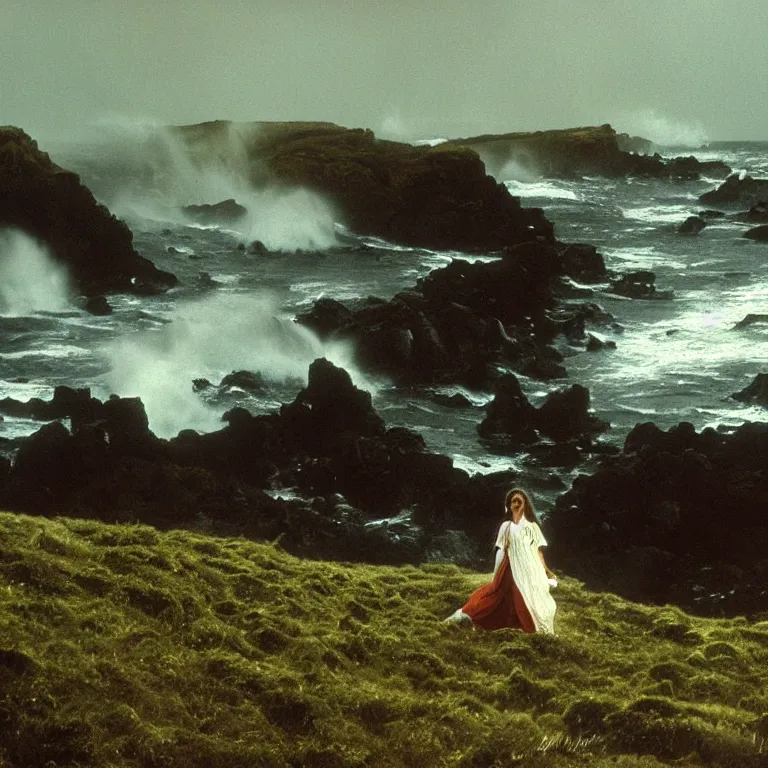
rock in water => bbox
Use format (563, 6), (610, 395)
(743, 225), (768, 241)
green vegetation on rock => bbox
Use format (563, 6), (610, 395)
(1, 511), (767, 767)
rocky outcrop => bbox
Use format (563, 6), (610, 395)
(733, 201), (768, 223)
(677, 216), (707, 235)
(610, 270), (673, 300)
(170, 121), (553, 252)
(0, 361), (528, 567)
(182, 198), (247, 224)
(477, 375), (610, 461)
(743, 225), (768, 241)
(443, 124), (731, 180)
(545, 421), (768, 617)
(297, 240), (613, 387)
(0, 126), (177, 296)
(699, 174), (768, 209)
(732, 374), (768, 406)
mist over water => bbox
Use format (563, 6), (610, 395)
(0, 229), (72, 316)
(102, 292), (368, 438)
(614, 109), (710, 149)
(56, 119), (339, 252)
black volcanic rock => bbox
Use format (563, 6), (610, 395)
(477, 374), (538, 447)
(182, 198), (247, 224)
(677, 216), (706, 235)
(298, 243), (578, 386)
(443, 124), (730, 180)
(535, 384), (609, 442)
(733, 201), (768, 223)
(732, 373), (768, 406)
(546, 420), (768, 617)
(743, 225), (768, 241)
(171, 120), (554, 252)
(610, 270), (673, 300)
(559, 243), (608, 283)
(0, 362), (531, 566)
(699, 173), (768, 209)
(0, 126), (177, 296)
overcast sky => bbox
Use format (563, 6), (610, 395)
(2, 0), (767, 144)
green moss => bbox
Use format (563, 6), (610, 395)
(0, 510), (766, 767)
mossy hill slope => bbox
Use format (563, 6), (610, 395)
(1, 511), (767, 767)
(170, 120), (553, 251)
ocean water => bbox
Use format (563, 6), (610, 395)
(2, 130), (768, 509)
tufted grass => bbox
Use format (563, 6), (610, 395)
(1, 511), (767, 767)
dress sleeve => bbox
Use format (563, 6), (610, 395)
(494, 521), (510, 549)
(533, 523), (548, 548)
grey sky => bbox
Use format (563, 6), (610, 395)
(2, 0), (767, 144)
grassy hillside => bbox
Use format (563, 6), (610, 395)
(1, 511), (767, 767)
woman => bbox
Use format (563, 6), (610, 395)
(445, 489), (557, 633)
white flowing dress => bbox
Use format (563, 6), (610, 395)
(495, 518), (557, 634)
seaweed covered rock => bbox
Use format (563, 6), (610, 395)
(170, 120), (554, 251)
(546, 420), (768, 616)
(0, 126), (176, 295)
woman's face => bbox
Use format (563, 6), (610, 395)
(509, 494), (525, 517)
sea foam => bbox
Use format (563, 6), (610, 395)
(60, 118), (339, 253)
(102, 292), (368, 438)
(0, 229), (72, 316)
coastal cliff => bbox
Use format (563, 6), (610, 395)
(0, 126), (176, 296)
(444, 123), (730, 180)
(170, 120), (554, 251)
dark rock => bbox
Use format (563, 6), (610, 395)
(296, 247), (571, 386)
(610, 270), (673, 300)
(295, 297), (355, 340)
(535, 384), (609, 442)
(102, 395), (165, 460)
(698, 209), (726, 219)
(170, 120), (555, 251)
(444, 124), (730, 180)
(83, 295), (113, 315)
(196, 271), (220, 288)
(477, 374), (538, 447)
(546, 420), (768, 616)
(677, 216), (706, 235)
(732, 201), (768, 223)
(182, 199), (247, 224)
(732, 373), (768, 406)
(743, 225), (768, 241)
(0, 126), (177, 295)
(733, 313), (768, 329)
(219, 370), (267, 393)
(699, 173), (768, 209)
(431, 392), (473, 409)
(248, 240), (270, 255)
(558, 243), (608, 283)
(280, 358), (386, 454)
(585, 333), (616, 351)
(616, 133), (653, 155)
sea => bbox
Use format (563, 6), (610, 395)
(2, 126), (768, 514)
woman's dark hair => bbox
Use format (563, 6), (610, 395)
(504, 488), (541, 525)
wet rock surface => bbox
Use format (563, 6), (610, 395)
(0, 126), (177, 296)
